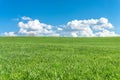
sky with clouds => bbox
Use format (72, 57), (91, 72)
(0, 0), (120, 37)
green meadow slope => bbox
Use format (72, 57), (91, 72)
(0, 37), (120, 80)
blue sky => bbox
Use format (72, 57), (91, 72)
(0, 0), (120, 36)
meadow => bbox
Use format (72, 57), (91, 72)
(0, 37), (120, 80)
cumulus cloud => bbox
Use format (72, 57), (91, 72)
(61, 17), (118, 37)
(3, 17), (119, 37)
(3, 32), (16, 36)
(17, 19), (59, 36)
(71, 32), (78, 37)
(57, 28), (63, 31)
(95, 30), (117, 37)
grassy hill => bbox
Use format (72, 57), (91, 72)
(0, 37), (120, 80)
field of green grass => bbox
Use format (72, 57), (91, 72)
(0, 37), (120, 80)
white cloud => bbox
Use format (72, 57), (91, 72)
(95, 29), (118, 37)
(3, 17), (119, 37)
(61, 17), (118, 37)
(18, 19), (59, 36)
(71, 32), (78, 37)
(57, 28), (63, 31)
(3, 32), (16, 36)
(21, 16), (32, 21)
(66, 19), (95, 37)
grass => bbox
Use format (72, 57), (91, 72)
(0, 37), (120, 80)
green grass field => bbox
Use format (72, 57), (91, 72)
(0, 37), (120, 80)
